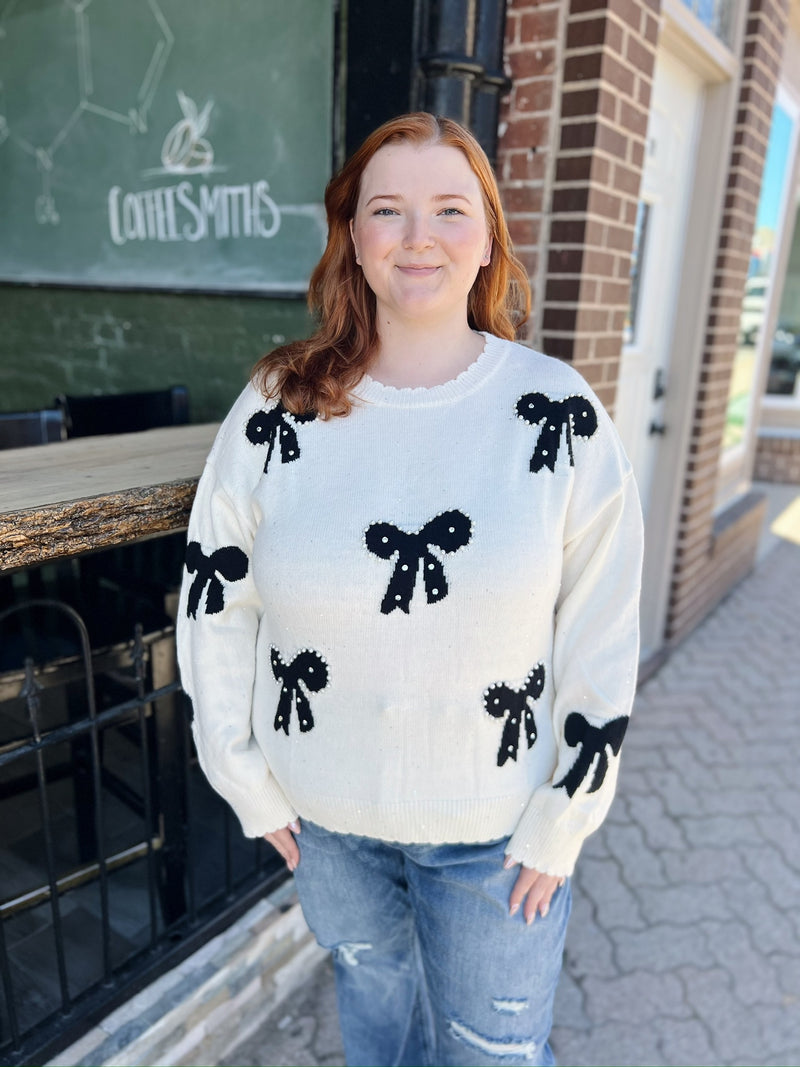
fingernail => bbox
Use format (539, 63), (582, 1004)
(526, 912), (536, 926)
(509, 903), (519, 917)
(540, 903), (550, 918)
(289, 820), (300, 833)
(503, 856), (515, 869)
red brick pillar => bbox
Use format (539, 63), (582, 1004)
(666, 0), (789, 642)
(497, 0), (660, 414)
(542, 0), (660, 412)
(497, 0), (564, 332)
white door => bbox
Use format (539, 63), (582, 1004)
(616, 49), (704, 513)
(615, 47), (705, 658)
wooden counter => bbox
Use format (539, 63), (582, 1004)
(0, 424), (218, 572)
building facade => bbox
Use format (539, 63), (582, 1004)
(496, 0), (799, 657)
(2, 1), (800, 1060)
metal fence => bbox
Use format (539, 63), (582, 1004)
(0, 599), (285, 1067)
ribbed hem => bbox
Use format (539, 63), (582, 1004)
(286, 790), (530, 846)
(353, 333), (508, 407)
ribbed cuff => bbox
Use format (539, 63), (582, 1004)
(505, 792), (588, 877)
(226, 779), (298, 839)
(200, 761), (298, 838)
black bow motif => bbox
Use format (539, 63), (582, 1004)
(185, 542), (249, 619)
(516, 393), (598, 472)
(484, 664), (545, 767)
(270, 648), (329, 735)
(554, 713), (629, 796)
(245, 402), (316, 472)
(365, 510), (472, 614)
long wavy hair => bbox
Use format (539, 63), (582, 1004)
(253, 112), (531, 418)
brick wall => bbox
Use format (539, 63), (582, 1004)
(666, 0), (790, 643)
(498, 0), (660, 413)
(498, 0), (565, 341)
(755, 430), (800, 482)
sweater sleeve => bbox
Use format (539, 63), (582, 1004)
(506, 403), (643, 876)
(176, 454), (297, 838)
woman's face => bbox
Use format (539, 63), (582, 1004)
(350, 141), (492, 330)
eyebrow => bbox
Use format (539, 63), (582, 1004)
(365, 193), (473, 206)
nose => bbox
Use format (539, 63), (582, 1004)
(403, 211), (434, 250)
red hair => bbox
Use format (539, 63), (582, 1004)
(253, 113), (531, 418)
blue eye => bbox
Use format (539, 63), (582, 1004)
(373, 207), (397, 216)
(440, 207), (464, 216)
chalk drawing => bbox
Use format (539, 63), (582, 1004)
(0, 0), (174, 223)
(1, 0), (327, 260)
(161, 91), (215, 173)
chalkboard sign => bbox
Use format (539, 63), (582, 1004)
(0, 0), (334, 292)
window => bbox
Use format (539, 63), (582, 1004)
(717, 87), (799, 507)
(722, 101), (795, 452)
(765, 205), (800, 399)
(624, 200), (651, 346)
(679, 0), (736, 46)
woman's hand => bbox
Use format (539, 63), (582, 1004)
(264, 819), (301, 872)
(504, 857), (565, 924)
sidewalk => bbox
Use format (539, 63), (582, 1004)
(224, 496), (800, 1067)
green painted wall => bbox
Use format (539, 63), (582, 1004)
(0, 285), (312, 424)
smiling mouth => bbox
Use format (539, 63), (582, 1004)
(397, 264), (440, 274)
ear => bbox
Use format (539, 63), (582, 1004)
(481, 235), (493, 267)
(349, 218), (360, 264)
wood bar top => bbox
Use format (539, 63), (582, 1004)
(0, 424), (218, 571)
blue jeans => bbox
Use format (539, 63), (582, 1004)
(293, 821), (571, 1067)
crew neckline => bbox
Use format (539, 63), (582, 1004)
(353, 332), (507, 407)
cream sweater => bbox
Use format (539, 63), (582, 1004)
(177, 334), (643, 876)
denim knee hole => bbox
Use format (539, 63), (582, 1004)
(447, 1018), (538, 1061)
(491, 997), (528, 1016)
(332, 941), (373, 966)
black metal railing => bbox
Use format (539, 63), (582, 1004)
(0, 599), (286, 1067)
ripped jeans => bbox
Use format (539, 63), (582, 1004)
(293, 821), (571, 1067)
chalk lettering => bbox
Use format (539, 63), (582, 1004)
(199, 184), (226, 238)
(122, 191), (146, 241)
(141, 190), (157, 239)
(107, 180), (287, 245)
(177, 180), (205, 241)
(108, 186), (124, 245)
(164, 185), (180, 240)
(230, 186), (250, 237)
(254, 180), (280, 238)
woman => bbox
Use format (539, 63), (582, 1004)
(177, 112), (642, 1066)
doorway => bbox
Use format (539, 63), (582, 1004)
(615, 47), (704, 656)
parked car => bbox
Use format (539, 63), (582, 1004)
(767, 326), (800, 395)
(738, 277), (768, 346)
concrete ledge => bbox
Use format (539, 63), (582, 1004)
(47, 880), (326, 1067)
(757, 426), (800, 439)
(711, 487), (767, 546)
